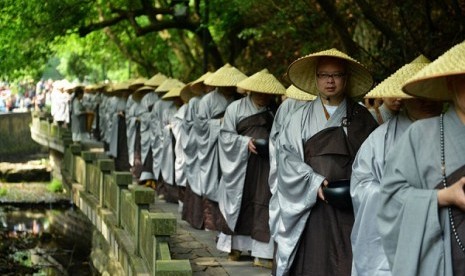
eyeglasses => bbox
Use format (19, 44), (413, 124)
(316, 72), (346, 80)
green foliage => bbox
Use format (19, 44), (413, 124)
(0, 187), (7, 197)
(1, 0), (464, 84)
(47, 179), (63, 193)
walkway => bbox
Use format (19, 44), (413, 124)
(152, 198), (272, 276)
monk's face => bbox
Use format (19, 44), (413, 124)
(382, 97), (403, 112)
(403, 98), (443, 120)
(315, 58), (347, 99)
(251, 92), (273, 107)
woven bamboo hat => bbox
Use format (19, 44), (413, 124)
(402, 41), (465, 101)
(285, 85), (317, 101)
(236, 69), (286, 95)
(155, 78), (185, 93)
(287, 48), (373, 98)
(162, 86), (183, 100)
(109, 81), (131, 96)
(145, 73), (168, 88)
(190, 72), (213, 95)
(204, 63), (247, 87)
(129, 77), (147, 91)
(365, 55), (431, 99)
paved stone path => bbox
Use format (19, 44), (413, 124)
(151, 198), (271, 276)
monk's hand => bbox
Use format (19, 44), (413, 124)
(248, 138), (258, 154)
(438, 177), (465, 210)
(317, 180), (329, 201)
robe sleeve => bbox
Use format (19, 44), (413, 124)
(218, 102), (251, 228)
(350, 128), (391, 275)
(378, 124), (446, 276)
(275, 107), (325, 275)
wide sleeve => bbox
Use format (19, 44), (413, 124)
(350, 129), (390, 275)
(378, 126), (447, 276)
(274, 108), (325, 276)
(218, 103), (251, 229)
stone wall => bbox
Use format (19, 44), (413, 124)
(0, 112), (42, 161)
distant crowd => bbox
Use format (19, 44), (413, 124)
(0, 79), (55, 113)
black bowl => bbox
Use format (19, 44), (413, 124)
(253, 138), (269, 156)
(323, 179), (352, 210)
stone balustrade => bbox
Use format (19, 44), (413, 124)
(30, 115), (192, 276)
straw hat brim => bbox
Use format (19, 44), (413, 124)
(402, 41), (465, 101)
(365, 56), (431, 99)
(204, 64), (247, 87)
(236, 69), (286, 95)
(162, 87), (182, 100)
(285, 85), (317, 101)
(287, 48), (373, 98)
(155, 79), (185, 93)
(145, 73), (168, 88)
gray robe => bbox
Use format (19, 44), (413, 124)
(181, 96), (202, 195)
(269, 98), (308, 240)
(151, 99), (173, 180)
(378, 108), (465, 276)
(350, 112), (412, 276)
(125, 95), (139, 166)
(275, 97), (348, 276)
(218, 95), (267, 231)
(159, 102), (177, 185)
(71, 96), (85, 142)
(108, 96), (127, 157)
(173, 104), (188, 187)
(196, 89), (233, 201)
(140, 92), (159, 163)
(370, 104), (395, 124)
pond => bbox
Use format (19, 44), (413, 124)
(0, 204), (99, 276)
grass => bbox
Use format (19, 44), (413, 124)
(46, 179), (63, 193)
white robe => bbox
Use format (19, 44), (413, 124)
(378, 108), (465, 276)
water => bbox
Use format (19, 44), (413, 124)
(0, 205), (98, 276)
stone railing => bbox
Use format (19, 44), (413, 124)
(30, 117), (192, 276)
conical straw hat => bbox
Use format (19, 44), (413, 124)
(162, 86), (183, 100)
(285, 85), (317, 101)
(145, 73), (168, 87)
(287, 48), (373, 98)
(129, 77), (147, 91)
(204, 63), (247, 87)
(402, 41), (465, 101)
(237, 69), (286, 95)
(155, 78), (185, 93)
(109, 81), (131, 95)
(365, 55), (431, 99)
(190, 72), (213, 95)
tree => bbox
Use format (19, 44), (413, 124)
(1, 0), (464, 84)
